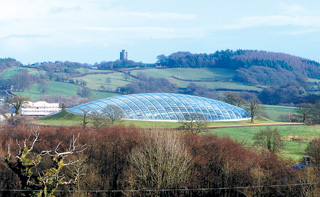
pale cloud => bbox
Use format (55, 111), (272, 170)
(0, 0), (196, 40)
(73, 26), (206, 44)
(217, 3), (320, 34)
(117, 12), (196, 20)
(0, 0), (199, 54)
(237, 15), (320, 28)
(1, 0), (320, 63)
(280, 28), (320, 36)
(277, 3), (308, 15)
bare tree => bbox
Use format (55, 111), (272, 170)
(222, 91), (245, 107)
(180, 113), (208, 133)
(81, 109), (90, 128)
(311, 101), (320, 124)
(296, 103), (313, 123)
(91, 105), (124, 128)
(126, 129), (192, 191)
(6, 95), (30, 116)
(67, 155), (87, 194)
(305, 137), (320, 166)
(38, 80), (49, 95)
(0, 130), (86, 197)
(245, 97), (265, 123)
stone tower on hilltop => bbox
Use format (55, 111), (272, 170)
(120, 50), (128, 61)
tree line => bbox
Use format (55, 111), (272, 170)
(0, 58), (22, 72)
(157, 50), (320, 86)
(1, 124), (320, 196)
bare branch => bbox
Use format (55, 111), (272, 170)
(1, 144), (11, 161)
(1, 131), (86, 196)
(30, 131), (40, 150)
(55, 141), (63, 153)
(16, 139), (21, 155)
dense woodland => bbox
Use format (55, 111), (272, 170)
(1, 124), (320, 196)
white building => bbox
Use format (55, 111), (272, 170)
(9, 101), (60, 116)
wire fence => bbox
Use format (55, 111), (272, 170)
(0, 182), (315, 194)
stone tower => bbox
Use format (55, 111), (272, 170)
(120, 50), (128, 60)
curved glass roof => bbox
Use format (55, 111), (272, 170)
(68, 93), (250, 122)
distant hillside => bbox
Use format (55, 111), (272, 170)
(157, 50), (320, 86)
(2, 49), (320, 106)
(0, 58), (22, 72)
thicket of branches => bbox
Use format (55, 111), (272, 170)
(0, 125), (319, 196)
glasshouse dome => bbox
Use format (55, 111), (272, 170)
(68, 93), (250, 122)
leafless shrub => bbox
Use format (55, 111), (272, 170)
(126, 129), (192, 191)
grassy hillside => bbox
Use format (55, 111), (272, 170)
(0, 66), (44, 79)
(8, 67), (263, 101)
(14, 81), (120, 100)
(73, 72), (132, 91)
(14, 82), (80, 99)
(72, 68), (243, 92)
(130, 68), (262, 91)
(131, 68), (236, 81)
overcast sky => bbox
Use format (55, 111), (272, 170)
(0, 0), (320, 64)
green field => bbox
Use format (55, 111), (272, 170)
(75, 68), (110, 73)
(264, 105), (297, 121)
(209, 125), (320, 160)
(74, 72), (132, 91)
(38, 112), (274, 127)
(14, 82), (80, 99)
(14, 81), (120, 100)
(175, 80), (262, 91)
(308, 78), (320, 83)
(130, 68), (262, 91)
(131, 68), (236, 81)
(0, 67), (44, 79)
(90, 91), (120, 100)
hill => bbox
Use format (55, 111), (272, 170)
(157, 50), (320, 86)
(1, 49), (320, 109)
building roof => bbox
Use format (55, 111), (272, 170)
(68, 93), (250, 122)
